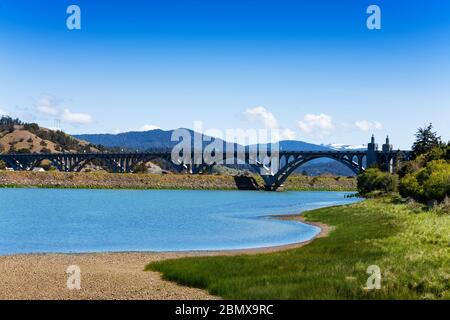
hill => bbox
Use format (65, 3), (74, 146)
(0, 116), (99, 154)
(75, 129), (238, 152)
(258, 140), (332, 152)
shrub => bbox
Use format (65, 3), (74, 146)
(357, 168), (398, 195)
(422, 161), (450, 203)
(309, 177), (318, 186)
(133, 162), (148, 174)
(399, 173), (424, 202)
(0, 160), (6, 170)
(424, 144), (450, 162)
(397, 157), (424, 178)
(17, 148), (31, 154)
(400, 160), (450, 204)
(39, 160), (53, 171)
(435, 197), (450, 213)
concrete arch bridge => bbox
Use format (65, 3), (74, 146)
(0, 136), (410, 191)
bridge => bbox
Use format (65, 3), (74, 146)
(0, 136), (410, 191)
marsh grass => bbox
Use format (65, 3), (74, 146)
(147, 198), (450, 299)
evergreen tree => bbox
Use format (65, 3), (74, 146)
(412, 123), (442, 157)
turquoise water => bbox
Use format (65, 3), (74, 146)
(0, 189), (360, 254)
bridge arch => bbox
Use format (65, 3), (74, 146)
(69, 157), (112, 172)
(128, 154), (173, 173)
(29, 157), (65, 172)
(261, 153), (366, 191)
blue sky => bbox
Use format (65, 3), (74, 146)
(0, 0), (449, 149)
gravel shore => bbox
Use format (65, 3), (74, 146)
(0, 252), (218, 300)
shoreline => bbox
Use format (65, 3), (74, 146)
(0, 171), (357, 192)
(0, 213), (331, 300)
(0, 214), (331, 257)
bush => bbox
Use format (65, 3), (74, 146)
(424, 144), (450, 162)
(399, 173), (424, 202)
(0, 160), (6, 170)
(17, 148), (31, 154)
(397, 157), (424, 178)
(133, 162), (148, 174)
(39, 160), (53, 171)
(400, 160), (450, 204)
(357, 168), (398, 195)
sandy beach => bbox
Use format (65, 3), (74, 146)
(0, 216), (329, 300)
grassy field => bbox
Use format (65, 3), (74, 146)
(147, 198), (450, 299)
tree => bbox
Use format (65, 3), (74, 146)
(0, 116), (22, 127)
(412, 123), (442, 158)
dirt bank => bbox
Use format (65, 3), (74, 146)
(0, 171), (356, 191)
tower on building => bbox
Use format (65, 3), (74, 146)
(366, 134), (378, 168)
(382, 136), (393, 153)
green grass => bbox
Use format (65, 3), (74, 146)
(147, 198), (450, 299)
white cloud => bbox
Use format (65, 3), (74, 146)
(244, 106), (279, 129)
(243, 106), (296, 142)
(112, 124), (162, 134)
(62, 109), (93, 125)
(297, 113), (334, 138)
(354, 120), (383, 132)
(35, 96), (59, 116)
(138, 124), (161, 131)
(276, 128), (296, 140)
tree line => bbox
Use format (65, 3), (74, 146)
(358, 123), (449, 210)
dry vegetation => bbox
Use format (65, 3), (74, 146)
(0, 171), (357, 191)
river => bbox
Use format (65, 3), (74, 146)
(0, 189), (361, 254)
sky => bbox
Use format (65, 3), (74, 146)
(0, 0), (449, 149)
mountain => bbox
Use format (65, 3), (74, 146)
(75, 131), (336, 152)
(328, 143), (367, 151)
(75, 129), (178, 151)
(253, 140), (333, 152)
(75, 129), (237, 152)
(0, 116), (98, 154)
